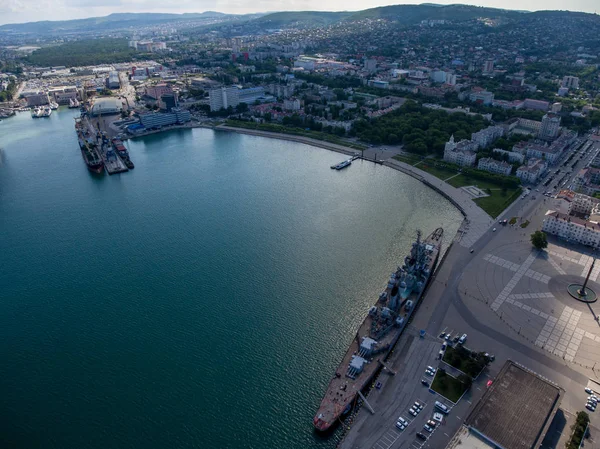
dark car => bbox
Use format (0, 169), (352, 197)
(421, 379), (430, 387)
(416, 432), (427, 440)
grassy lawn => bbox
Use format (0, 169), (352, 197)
(474, 188), (522, 219)
(416, 163), (459, 180)
(392, 154), (425, 165)
(431, 370), (468, 403)
(447, 175), (506, 191)
(509, 217), (518, 225)
(520, 220), (530, 228)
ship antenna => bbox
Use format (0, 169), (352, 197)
(416, 229), (422, 244)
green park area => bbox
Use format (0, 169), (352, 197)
(431, 369), (471, 403)
(442, 345), (489, 378)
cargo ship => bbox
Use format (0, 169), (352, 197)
(111, 138), (135, 169)
(313, 228), (444, 432)
(75, 118), (104, 174)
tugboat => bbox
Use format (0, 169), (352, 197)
(313, 228), (444, 432)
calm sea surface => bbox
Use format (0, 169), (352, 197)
(0, 109), (462, 449)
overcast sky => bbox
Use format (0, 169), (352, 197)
(0, 0), (598, 26)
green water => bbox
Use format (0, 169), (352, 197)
(0, 109), (462, 449)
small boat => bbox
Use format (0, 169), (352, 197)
(49, 101), (59, 110)
(335, 159), (352, 170)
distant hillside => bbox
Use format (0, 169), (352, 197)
(251, 11), (353, 28)
(344, 4), (526, 22)
(0, 11), (245, 34)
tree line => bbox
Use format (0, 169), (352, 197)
(27, 39), (140, 67)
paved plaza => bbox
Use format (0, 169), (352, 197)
(463, 239), (600, 368)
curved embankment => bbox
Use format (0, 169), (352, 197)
(215, 125), (493, 245)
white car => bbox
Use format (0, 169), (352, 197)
(395, 421), (405, 431)
(587, 403), (596, 412)
(423, 424), (433, 433)
(492, 228), (497, 232)
(409, 409), (418, 417)
(459, 334), (467, 344)
(398, 417), (408, 426)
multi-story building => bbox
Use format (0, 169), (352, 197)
(138, 107), (190, 128)
(469, 90), (494, 105)
(572, 167), (600, 196)
(430, 70), (447, 84)
(364, 59), (377, 73)
(523, 98), (550, 111)
(482, 59), (494, 74)
(477, 157), (513, 175)
(283, 98), (301, 111)
(471, 126), (505, 149)
(107, 71), (120, 89)
(145, 83), (173, 101)
(569, 193), (600, 217)
(444, 135), (477, 166)
(538, 113), (561, 141)
(542, 211), (600, 248)
(493, 148), (525, 164)
(238, 87), (266, 105)
(562, 76), (580, 89)
(209, 86), (240, 111)
(516, 158), (547, 184)
(23, 92), (49, 106)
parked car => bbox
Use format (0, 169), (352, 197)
(586, 387), (594, 394)
(395, 421), (405, 431)
(459, 334), (467, 344)
(439, 332), (446, 339)
(421, 379), (430, 387)
(423, 424), (433, 433)
(416, 432), (427, 440)
(427, 420), (437, 427)
(409, 409), (418, 417)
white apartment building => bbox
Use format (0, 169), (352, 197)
(538, 113), (561, 141)
(443, 135), (477, 166)
(562, 76), (580, 89)
(542, 211), (600, 248)
(471, 126), (505, 149)
(283, 98), (301, 111)
(477, 157), (513, 176)
(569, 193), (600, 216)
(516, 158), (547, 184)
(209, 86), (240, 111)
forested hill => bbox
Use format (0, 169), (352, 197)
(26, 39), (138, 67)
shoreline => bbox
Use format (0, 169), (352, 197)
(215, 125), (493, 245)
(122, 122), (493, 246)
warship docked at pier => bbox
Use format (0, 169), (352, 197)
(313, 227), (444, 432)
(75, 118), (104, 173)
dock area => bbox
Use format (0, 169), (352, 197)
(99, 144), (128, 175)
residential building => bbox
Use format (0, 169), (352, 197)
(364, 59), (377, 73)
(160, 93), (178, 112)
(569, 193), (600, 216)
(444, 135), (477, 166)
(538, 113), (561, 141)
(493, 148), (525, 164)
(542, 211), (600, 248)
(516, 158), (547, 183)
(477, 157), (512, 175)
(283, 98), (301, 111)
(430, 70), (447, 84)
(367, 80), (389, 89)
(209, 86), (240, 111)
(572, 167), (600, 196)
(471, 126), (505, 149)
(482, 59), (494, 74)
(562, 76), (580, 89)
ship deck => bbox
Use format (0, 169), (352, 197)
(314, 229), (443, 430)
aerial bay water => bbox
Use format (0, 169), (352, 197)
(0, 108), (462, 449)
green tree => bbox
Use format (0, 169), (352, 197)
(530, 231), (548, 250)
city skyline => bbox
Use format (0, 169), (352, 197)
(0, 0), (598, 26)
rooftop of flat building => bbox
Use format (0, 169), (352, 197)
(464, 361), (562, 449)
